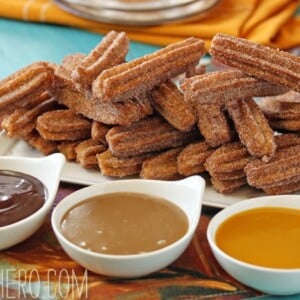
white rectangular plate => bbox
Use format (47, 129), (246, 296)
(0, 132), (267, 208)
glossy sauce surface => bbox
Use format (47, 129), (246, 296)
(61, 192), (188, 255)
(0, 170), (46, 226)
(216, 207), (300, 268)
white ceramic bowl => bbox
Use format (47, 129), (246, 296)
(207, 195), (300, 295)
(51, 175), (205, 278)
(0, 153), (65, 250)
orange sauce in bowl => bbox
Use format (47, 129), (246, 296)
(215, 207), (300, 269)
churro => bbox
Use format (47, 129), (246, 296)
(210, 177), (248, 194)
(205, 142), (251, 193)
(52, 71), (152, 126)
(181, 69), (287, 106)
(226, 98), (276, 160)
(177, 141), (213, 176)
(245, 152), (300, 194)
(57, 141), (81, 161)
(36, 109), (91, 141)
(196, 103), (232, 147)
(150, 80), (196, 131)
(91, 121), (110, 144)
(61, 53), (85, 76)
(140, 148), (183, 180)
(73, 31), (128, 87)
(204, 142), (251, 175)
(0, 62), (54, 110)
(106, 117), (199, 158)
(23, 130), (57, 155)
(260, 91), (300, 131)
(245, 134), (300, 194)
(210, 33), (300, 92)
(93, 37), (205, 102)
(97, 150), (149, 177)
(75, 139), (107, 169)
(2, 97), (57, 138)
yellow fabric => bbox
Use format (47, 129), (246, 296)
(0, 0), (299, 49)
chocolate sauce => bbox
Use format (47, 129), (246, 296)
(0, 170), (46, 226)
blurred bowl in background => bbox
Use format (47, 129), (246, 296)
(53, 0), (220, 26)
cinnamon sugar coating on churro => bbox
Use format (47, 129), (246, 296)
(73, 31), (129, 87)
(245, 134), (300, 194)
(106, 117), (199, 158)
(196, 103), (232, 147)
(204, 142), (251, 193)
(260, 92), (300, 120)
(150, 80), (196, 131)
(274, 133), (300, 148)
(2, 96), (58, 138)
(61, 53), (85, 76)
(245, 150), (300, 194)
(75, 139), (107, 169)
(226, 98), (276, 160)
(36, 109), (91, 141)
(23, 130), (57, 155)
(181, 69), (288, 106)
(0, 62), (54, 110)
(57, 141), (81, 161)
(178, 141), (213, 176)
(210, 177), (248, 194)
(93, 37), (205, 102)
(204, 142), (251, 175)
(260, 91), (300, 132)
(52, 71), (152, 126)
(210, 33), (300, 92)
(91, 121), (110, 144)
(97, 150), (151, 178)
(140, 148), (183, 180)
(264, 91), (300, 111)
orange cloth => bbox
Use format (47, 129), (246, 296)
(0, 0), (299, 49)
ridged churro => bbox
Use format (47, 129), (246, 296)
(140, 148), (183, 180)
(226, 98), (276, 160)
(196, 103), (232, 147)
(36, 109), (91, 141)
(150, 80), (196, 131)
(93, 37), (205, 102)
(0, 62), (54, 110)
(2, 96), (57, 138)
(75, 139), (107, 169)
(23, 130), (57, 155)
(52, 71), (152, 126)
(57, 140), (81, 161)
(260, 91), (300, 132)
(73, 31), (129, 87)
(210, 177), (248, 194)
(245, 134), (300, 194)
(181, 69), (287, 106)
(210, 33), (300, 92)
(205, 142), (251, 193)
(177, 141), (213, 176)
(97, 150), (149, 177)
(106, 117), (199, 158)
(91, 121), (110, 144)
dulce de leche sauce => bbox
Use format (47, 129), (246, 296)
(0, 170), (46, 226)
(61, 192), (188, 255)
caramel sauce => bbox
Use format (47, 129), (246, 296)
(0, 170), (46, 226)
(216, 207), (300, 268)
(61, 192), (188, 255)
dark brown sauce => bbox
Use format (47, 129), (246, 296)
(61, 192), (189, 255)
(0, 170), (46, 226)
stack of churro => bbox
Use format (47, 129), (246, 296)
(1, 31), (300, 195)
